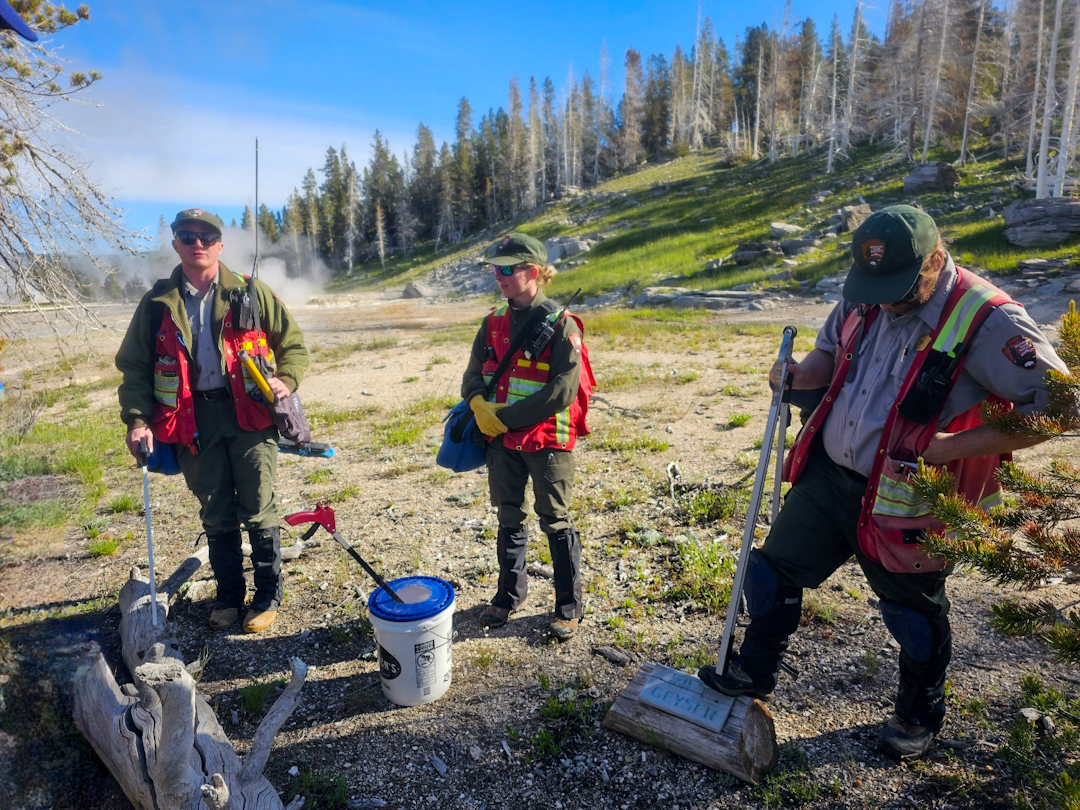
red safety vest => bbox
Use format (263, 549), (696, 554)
(482, 303), (594, 452)
(783, 267), (1014, 573)
(149, 302), (276, 451)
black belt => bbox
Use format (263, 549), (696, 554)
(193, 388), (229, 401)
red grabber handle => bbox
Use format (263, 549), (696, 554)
(284, 504), (336, 539)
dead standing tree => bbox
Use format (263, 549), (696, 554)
(73, 543), (309, 809)
(0, 4), (141, 355)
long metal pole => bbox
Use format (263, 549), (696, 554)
(717, 326), (796, 675)
(139, 439), (160, 628)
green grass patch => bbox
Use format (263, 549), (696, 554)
(591, 422), (668, 454)
(682, 488), (743, 526)
(287, 765), (349, 810)
(87, 535), (123, 557)
(239, 677), (287, 715)
(670, 532), (736, 614)
(0, 499), (69, 532)
(724, 412), (753, 429)
(106, 493), (140, 514)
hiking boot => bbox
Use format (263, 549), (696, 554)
(208, 605), (239, 632)
(480, 605), (511, 627)
(878, 714), (936, 760)
(546, 617), (579, 641)
(242, 608), (278, 634)
(697, 662), (774, 702)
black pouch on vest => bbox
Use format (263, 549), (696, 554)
(897, 349), (954, 424)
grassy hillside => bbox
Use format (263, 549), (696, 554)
(329, 143), (1079, 302)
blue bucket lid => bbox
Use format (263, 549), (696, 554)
(368, 576), (455, 622)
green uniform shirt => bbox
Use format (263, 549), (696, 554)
(116, 262), (308, 429)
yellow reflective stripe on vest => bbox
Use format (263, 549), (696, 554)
(933, 284), (998, 355)
(556, 408), (570, 445)
(516, 359), (550, 371)
(872, 478), (932, 518)
(508, 378), (545, 400)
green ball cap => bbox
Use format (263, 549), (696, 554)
(170, 208), (224, 235)
(844, 205), (939, 305)
(484, 232), (549, 266)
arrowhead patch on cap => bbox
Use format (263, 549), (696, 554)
(863, 239), (886, 269)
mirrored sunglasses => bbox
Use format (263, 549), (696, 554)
(175, 230), (221, 247)
(493, 263), (529, 277)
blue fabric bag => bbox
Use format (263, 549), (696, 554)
(436, 399), (486, 472)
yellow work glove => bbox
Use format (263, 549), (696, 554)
(469, 395), (510, 437)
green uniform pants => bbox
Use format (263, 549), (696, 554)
(176, 395), (280, 533)
(486, 441), (581, 618)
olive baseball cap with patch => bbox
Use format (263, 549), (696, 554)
(484, 232), (549, 267)
(844, 205), (939, 305)
(170, 208), (224, 235)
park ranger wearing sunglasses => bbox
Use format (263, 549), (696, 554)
(116, 208), (308, 635)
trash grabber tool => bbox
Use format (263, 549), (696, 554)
(238, 348), (275, 404)
(138, 437), (160, 628)
(284, 504), (404, 604)
(717, 326), (797, 677)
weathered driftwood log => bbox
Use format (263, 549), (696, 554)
(73, 544), (310, 809)
(603, 661), (778, 784)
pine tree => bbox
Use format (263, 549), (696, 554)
(241, 205), (255, 231)
(616, 49), (646, 168)
(914, 304), (1080, 664)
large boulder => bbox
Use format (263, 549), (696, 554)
(402, 281), (437, 299)
(780, 237), (821, 256)
(839, 204), (872, 232)
(543, 236), (593, 262)
(1003, 198), (1080, 246)
(903, 162), (961, 193)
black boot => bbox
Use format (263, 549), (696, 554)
(248, 526), (283, 611)
(207, 528), (245, 609)
(492, 526), (529, 611)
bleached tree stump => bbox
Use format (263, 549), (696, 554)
(73, 544), (310, 809)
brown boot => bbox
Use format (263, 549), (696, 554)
(547, 616), (579, 641)
(242, 608), (278, 634)
(208, 605), (239, 631)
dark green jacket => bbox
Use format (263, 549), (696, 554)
(115, 263), (308, 429)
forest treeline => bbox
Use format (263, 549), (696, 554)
(243, 0), (1080, 276)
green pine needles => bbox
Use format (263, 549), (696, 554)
(912, 304), (1080, 665)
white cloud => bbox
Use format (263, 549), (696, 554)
(53, 70), (416, 214)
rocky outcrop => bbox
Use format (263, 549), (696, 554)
(633, 287), (763, 309)
(780, 237), (821, 256)
(732, 242), (783, 264)
(1003, 198), (1080, 246)
(544, 235), (595, 262)
(903, 162), (961, 193)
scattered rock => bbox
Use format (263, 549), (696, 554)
(839, 204), (872, 232)
(770, 222), (805, 239)
(732, 242), (783, 264)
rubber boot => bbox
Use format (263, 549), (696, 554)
(492, 526), (529, 612)
(894, 615), (952, 734)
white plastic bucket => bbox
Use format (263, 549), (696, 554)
(367, 576), (455, 706)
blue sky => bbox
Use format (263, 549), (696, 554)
(48, 0), (883, 238)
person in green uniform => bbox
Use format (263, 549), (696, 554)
(116, 209), (308, 634)
(462, 233), (591, 641)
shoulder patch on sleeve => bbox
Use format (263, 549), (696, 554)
(1003, 335), (1038, 369)
(569, 333), (582, 354)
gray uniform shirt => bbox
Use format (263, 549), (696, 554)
(816, 258), (1068, 477)
(182, 273), (227, 391)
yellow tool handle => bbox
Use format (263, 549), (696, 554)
(238, 349), (276, 403)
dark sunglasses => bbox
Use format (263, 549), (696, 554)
(892, 274), (923, 305)
(493, 263), (529, 277)
(174, 230), (221, 247)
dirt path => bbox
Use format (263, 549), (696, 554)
(1, 288), (1078, 809)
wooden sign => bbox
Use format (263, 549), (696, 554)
(603, 660), (779, 785)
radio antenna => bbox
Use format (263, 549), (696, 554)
(252, 137), (259, 279)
